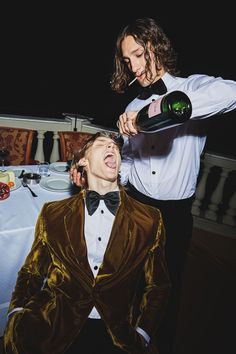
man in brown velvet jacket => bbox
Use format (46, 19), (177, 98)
(3, 132), (171, 354)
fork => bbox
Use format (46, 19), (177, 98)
(18, 169), (25, 179)
(22, 182), (38, 197)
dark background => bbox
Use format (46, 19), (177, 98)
(0, 3), (235, 156)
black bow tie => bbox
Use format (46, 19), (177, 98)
(86, 190), (120, 216)
(138, 78), (167, 100)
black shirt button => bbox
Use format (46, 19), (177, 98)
(101, 210), (104, 214)
(98, 237), (101, 241)
(94, 265), (98, 270)
(152, 171), (156, 175)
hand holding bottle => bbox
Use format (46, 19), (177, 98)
(117, 110), (139, 137)
(117, 90), (192, 136)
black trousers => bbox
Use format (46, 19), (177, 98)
(126, 183), (194, 354)
(65, 319), (126, 354)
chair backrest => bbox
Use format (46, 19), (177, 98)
(58, 131), (94, 161)
(0, 126), (35, 165)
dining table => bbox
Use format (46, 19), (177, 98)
(0, 163), (78, 336)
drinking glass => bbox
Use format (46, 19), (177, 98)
(0, 147), (9, 172)
(37, 162), (50, 177)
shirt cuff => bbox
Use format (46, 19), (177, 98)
(7, 307), (24, 318)
(136, 326), (150, 345)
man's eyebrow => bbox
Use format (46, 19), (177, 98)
(94, 138), (111, 144)
(123, 47), (143, 59)
(95, 138), (108, 143)
(94, 137), (119, 146)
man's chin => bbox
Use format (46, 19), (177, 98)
(106, 175), (118, 183)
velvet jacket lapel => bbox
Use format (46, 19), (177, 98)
(48, 188), (157, 291)
(58, 188), (136, 287)
(53, 191), (94, 285)
(95, 189), (134, 284)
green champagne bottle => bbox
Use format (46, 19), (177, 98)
(136, 90), (192, 133)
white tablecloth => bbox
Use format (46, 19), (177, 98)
(0, 165), (74, 336)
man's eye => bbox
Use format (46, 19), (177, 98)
(136, 51), (144, 58)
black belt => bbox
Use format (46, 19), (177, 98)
(126, 182), (194, 209)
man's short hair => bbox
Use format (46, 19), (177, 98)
(71, 131), (123, 188)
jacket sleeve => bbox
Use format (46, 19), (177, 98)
(7, 205), (51, 313)
(136, 213), (171, 338)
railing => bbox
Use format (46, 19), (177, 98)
(192, 152), (236, 238)
(1, 113), (235, 239)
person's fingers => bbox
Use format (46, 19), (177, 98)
(118, 113), (128, 135)
(71, 168), (81, 185)
(75, 173), (83, 186)
(69, 167), (75, 180)
(124, 112), (138, 135)
(117, 112), (138, 136)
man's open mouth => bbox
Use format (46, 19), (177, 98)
(104, 153), (116, 169)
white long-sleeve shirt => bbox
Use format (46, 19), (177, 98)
(84, 198), (149, 344)
(120, 72), (236, 200)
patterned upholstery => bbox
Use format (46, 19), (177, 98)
(0, 126), (35, 165)
(58, 131), (94, 161)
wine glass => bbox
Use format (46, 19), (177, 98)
(0, 147), (9, 172)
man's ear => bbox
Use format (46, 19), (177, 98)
(78, 157), (88, 168)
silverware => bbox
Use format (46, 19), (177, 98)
(22, 181), (38, 197)
(18, 169), (25, 178)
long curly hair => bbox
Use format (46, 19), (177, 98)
(110, 17), (179, 93)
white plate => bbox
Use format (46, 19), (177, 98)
(39, 176), (72, 192)
(10, 178), (22, 191)
(8, 167), (33, 178)
(49, 162), (69, 174)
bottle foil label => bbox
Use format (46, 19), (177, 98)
(148, 97), (162, 118)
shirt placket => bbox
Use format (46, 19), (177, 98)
(90, 201), (106, 277)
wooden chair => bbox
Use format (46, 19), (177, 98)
(58, 131), (94, 161)
(0, 126), (35, 165)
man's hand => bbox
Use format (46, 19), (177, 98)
(117, 111), (139, 136)
(70, 167), (85, 187)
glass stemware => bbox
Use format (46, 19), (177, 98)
(0, 147), (9, 172)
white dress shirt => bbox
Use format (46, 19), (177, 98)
(120, 72), (236, 200)
(85, 198), (115, 319)
(85, 197), (150, 344)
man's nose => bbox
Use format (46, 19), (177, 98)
(130, 58), (140, 74)
(107, 142), (115, 149)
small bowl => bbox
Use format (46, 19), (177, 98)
(22, 173), (41, 185)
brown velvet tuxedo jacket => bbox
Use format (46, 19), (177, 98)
(4, 188), (171, 354)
